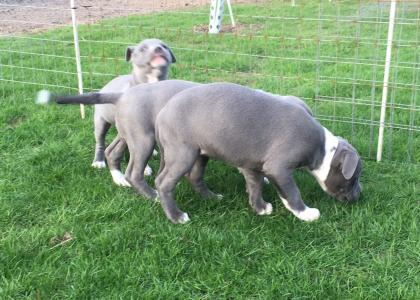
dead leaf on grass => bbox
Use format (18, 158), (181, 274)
(49, 231), (74, 249)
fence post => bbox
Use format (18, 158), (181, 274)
(209, 0), (225, 34)
(70, 0), (85, 119)
(377, 0), (397, 161)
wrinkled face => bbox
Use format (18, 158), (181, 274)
(125, 38), (176, 68)
(324, 140), (362, 202)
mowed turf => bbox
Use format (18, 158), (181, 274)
(1, 1), (419, 299)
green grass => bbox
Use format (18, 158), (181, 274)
(0, 1), (419, 298)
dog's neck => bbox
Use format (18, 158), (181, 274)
(132, 65), (168, 84)
(310, 127), (339, 190)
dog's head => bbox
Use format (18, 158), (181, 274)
(125, 39), (176, 81)
(323, 138), (362, 202)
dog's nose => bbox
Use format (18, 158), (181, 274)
(349, 188), (361, 202)
(155, 46), (163, 54)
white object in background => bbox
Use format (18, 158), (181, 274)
(209, 0), (235, 34)
(226, 0), (235, 27)
(377, 0), (397, 162)
(70, 0), (85, 119)
(209, 0), (225, 34)
(35, 90), (53, 105)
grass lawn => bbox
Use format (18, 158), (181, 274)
(1, 1), (419, 298)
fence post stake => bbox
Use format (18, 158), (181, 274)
(226, 0), (235, 27)
(377, 0), (397, 161)
(70, 0), (85, 119)
(209, 0), (225, 34)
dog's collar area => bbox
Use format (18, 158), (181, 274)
(310, 127), (339, 184)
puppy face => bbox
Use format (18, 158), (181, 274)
(324, 139), (362, 202)
(125, 38), (176, 69)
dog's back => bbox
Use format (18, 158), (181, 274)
(157, 83), (322, 168)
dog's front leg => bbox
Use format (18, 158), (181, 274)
(265, 167), (320, 222)
(92, 116), (111, 168)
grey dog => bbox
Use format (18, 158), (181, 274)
(49, 80), (311, 192)
(51, 80), (201, 196)
(91, 38), (176, 176)
(155, 83), (362, 224)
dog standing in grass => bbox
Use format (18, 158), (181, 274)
(155, 83), (362, 224)
(91, 38), (176, 174)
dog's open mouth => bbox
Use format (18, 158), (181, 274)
(150, 54), (168, 67)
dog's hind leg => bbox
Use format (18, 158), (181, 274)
(92, 116), (111, 168)
(105, 136), (130, 187)
(240, 168), (272, 215)
(155, 146), (198, 224)
(105, 135), (125, 171)
(124, 135), (157, 199)
(157, 145), (165, 176)
(185, 155), (222, 199)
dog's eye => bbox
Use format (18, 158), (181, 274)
(139, 46), (148, 52)
(161, 44), (168, 49)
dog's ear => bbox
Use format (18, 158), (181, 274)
(167, 46), (176, 63)
(125, 46), (134, 62)
(341, 150), (359, 180)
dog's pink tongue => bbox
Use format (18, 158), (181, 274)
(151, 56), (167, 66)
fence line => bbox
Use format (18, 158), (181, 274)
(0, 0), (418, 163)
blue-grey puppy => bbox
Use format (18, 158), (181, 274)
(45, 80), (200, 197)
(42, 80), (311, 195)
(92, 38), (176, 174)
(155, 83), (362, 224)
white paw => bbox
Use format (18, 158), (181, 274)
(144, 165), (153, 176)
(257, 202), (273, 215)
(295, 207), (320, 222)
(110, 170), (131, 187)
(263, 177), (270, 184)
(215, 194), (224, 199)
(152, 149), (158, 156)
(281, 197), (320, 222)
(92, 161), (106, 169)
(178, 212), (190, 224)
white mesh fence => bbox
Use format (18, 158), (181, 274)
(0, 0), (418, 163)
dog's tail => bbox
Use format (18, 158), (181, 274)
(35, 90), (122, 106)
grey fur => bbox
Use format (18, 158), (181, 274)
(107, 80), (202, 197)
(155, 83), (362, 224)
(92, 38), (176, 168)
(324, 139), (362, 202)
(55, 80), (201, 195)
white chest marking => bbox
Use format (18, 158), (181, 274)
(310, 127), (339, 191)
(147, 69), (161, 83)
